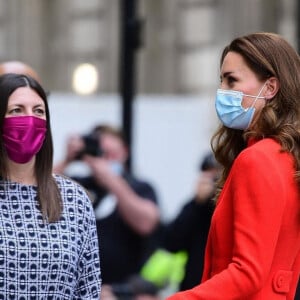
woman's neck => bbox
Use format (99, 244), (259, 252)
(7, 160), (36, 185)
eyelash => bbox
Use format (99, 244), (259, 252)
(8, 108), (45, 115)
(220, 76), (236, 84)
(35, 108), (45, 115)
(227, 76), (236, 84)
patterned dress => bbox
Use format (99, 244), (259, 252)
(0, 174), (101, 299)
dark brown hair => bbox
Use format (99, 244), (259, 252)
(212, 32), (300, 190)
(91, 124), (128, 147)
(0, 73), (62, 222)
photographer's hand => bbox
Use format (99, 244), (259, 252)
(66, 134), (85, 162)
(53, 134), (85, 174)
(101, 285), (118, 300)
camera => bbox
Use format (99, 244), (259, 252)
(75, 133), (102, 159)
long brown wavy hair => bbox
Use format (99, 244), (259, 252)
(0, 74), (62, 222)
(211, 32), (300, 193)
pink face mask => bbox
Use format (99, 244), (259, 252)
(2, 116), (47, 164)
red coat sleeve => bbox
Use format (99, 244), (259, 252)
(167, 142), (294, 299)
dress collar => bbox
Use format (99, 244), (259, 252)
(247, 137), (261, 147)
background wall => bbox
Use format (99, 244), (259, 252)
(0, 0), (297, 94)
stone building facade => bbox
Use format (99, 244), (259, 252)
(0, 0), (297, 94)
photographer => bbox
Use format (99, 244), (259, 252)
(54, 124), (160, 297)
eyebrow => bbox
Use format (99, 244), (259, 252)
(34, 104), (45, 108)
(9, 103), (44, 106)
(222, 71), (234, 78)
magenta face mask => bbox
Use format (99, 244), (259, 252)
(2, 116), (47, 164)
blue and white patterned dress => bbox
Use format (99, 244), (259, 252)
(0, 174), (101, 299)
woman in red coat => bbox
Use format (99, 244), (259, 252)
(167, 32), (300, 299)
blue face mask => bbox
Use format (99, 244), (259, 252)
(215, 83), (267, 130)
(109, 161), (124, 175)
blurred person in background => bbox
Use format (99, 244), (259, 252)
(0, 60), (41, 83)
(162, 151), (221, 291)
(54, 124), (160, 298)
(99, 152), (221, 300)
(0, 73), (101, 298)
(167, 32), (300, 300)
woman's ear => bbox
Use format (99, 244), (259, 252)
(265, 77), (279, 100)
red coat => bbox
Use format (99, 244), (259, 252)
(167, 138), (300, 299)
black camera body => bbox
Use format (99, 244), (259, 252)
(75, 133), (102, 159)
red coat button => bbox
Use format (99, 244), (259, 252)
(272, 270), (292, 293)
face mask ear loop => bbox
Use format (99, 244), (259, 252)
(249, 81), (268, 109)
